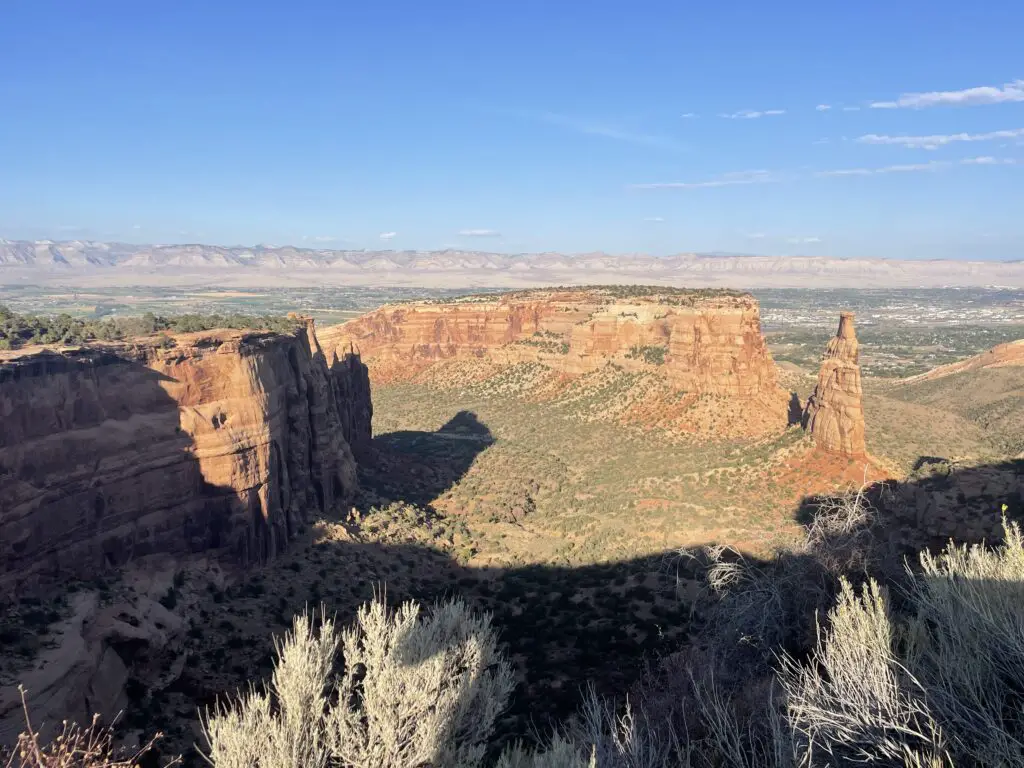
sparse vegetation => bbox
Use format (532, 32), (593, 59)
(624, 345), (667, 365)
(0, 305), (301, 350)
(21, 516), (1024, 766)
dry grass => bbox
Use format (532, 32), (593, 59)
(2, 687), (174, 768)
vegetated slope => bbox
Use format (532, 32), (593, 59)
(880, 340), (1024, 459)
(863, 392), (999, 472)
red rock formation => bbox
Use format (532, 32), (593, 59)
(0, 322), (367, 588)
(802, 312), (867, 457)
(319, 288), (781, 399)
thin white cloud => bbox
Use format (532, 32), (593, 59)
(458, 228), (501, 237)
(718, 109), (786, 119)
(379, 232), (397, 240)
(745, 232), (767, 239)
(680, 113), (697, 119)
(960, 156), (1018, 165)
(815, 104), (832, 112)
(132, 224), (141, 230)
(816, 161), (948, 177)
(786, 236), (822, 244)
(871, 79), (1024, 109)
(644, 216), (665, 222)
(813, 138), (831, 145)
(630, 169), (778, 189)
(841, 106), (861, 112)
(857, 127), (1024, 150)
(538, 112), (686, 152)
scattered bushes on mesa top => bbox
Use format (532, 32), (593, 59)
(0, 305), (301, 350)
(625, 345), (667, 365)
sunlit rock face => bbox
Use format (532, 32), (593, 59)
(0, 322), (367, 588)
(803, 312), (867, 457)
(319, 287), (781, 399)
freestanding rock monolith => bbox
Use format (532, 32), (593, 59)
(802, 312), (867, 456)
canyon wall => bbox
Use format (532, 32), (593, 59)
(802, 312), (867, 457)
(328, 345), (374, 460)
(319, 288), (780, 399)
(0, 322), (370, 589)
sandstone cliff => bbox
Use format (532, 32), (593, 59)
(328, 344), (374, 460)
(0, 322), (370, 589)
(319, 288), (780, 399)
(802, 312), (867, 457)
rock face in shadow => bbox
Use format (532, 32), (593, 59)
(327, 345), (374, 460)
(318, 287), (781, 399)
(802, 312), (867, 457)
(0, 321), (367, 589)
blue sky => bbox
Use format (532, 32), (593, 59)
(1, 0), (1023, 259)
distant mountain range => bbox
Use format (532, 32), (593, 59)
(1, 239), (1022, 289)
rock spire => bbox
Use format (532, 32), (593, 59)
(802, 312), (867, 456)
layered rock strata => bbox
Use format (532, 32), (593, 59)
(319, 288), (780, 399)
(0, 322), (370, 588)
(802, 312), (867, 456)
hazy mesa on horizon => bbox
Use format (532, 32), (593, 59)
(1, 238), (1023, 290)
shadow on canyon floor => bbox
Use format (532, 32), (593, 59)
(787, 391), (803, 426)
(357, 410), (496, 509)
(145, 455), (1024, 766)
(795, 456), (1024, 566)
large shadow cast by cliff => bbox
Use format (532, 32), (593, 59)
(11, 448), (1017, 765)
(787, 391), (803, 426)
(795, 456), (1024, 573)
(359, 410), (495, 508)
(165, 533), (696, 766)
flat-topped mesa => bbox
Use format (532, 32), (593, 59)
(319, 286), (780, 399)
(0, 321), (372, 588)
(802, 312), (867, 457)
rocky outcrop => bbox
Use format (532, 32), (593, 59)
(319, 288), (780, 399)
(0, 592), (185, 746)
(328, 345), (374, 460)
(802, 312), (867, 457)
(0, 322), (366, 589)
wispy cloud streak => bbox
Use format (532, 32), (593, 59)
(870, 79), (1024, 109)
(537, 112), (686, 152)
(630, 170), (778, 189)
(458, 229), (501, 237)
(718, 109), (786, 119)
(817, 157), (1017, 176)
(857, 128), (1024, 149)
